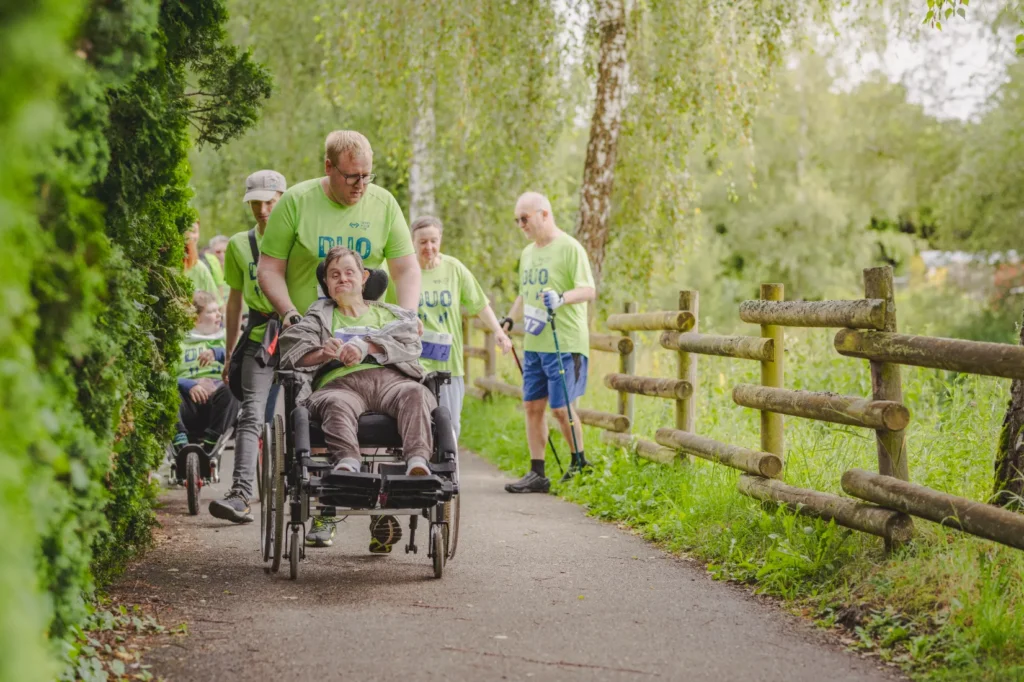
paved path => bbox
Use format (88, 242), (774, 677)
(117, 448), (901, 681)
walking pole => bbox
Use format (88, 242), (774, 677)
(544, 301), (582, 462)
(501, 318), (564, 474)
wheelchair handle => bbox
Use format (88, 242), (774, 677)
(292, 407), (311, 455)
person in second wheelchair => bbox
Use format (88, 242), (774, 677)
(279, 245), (439, 548)
(174, 291), (240, 469)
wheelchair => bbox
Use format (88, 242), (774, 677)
(167, 426), (234, 515)
(261, 369), (461, 580)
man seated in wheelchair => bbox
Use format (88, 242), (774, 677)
(279, 246), (436, 478)
(173, 291), (240, 469)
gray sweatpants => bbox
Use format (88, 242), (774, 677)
(438, 376), (465, 439)
(232, 343), (275, 499)
(307, 367), (437, 463)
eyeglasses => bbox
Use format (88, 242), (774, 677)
(331, 165), (376, 186)
(515, 211), (537, 226)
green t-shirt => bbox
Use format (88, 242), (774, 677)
(316, 304), (401, 389)
(187, 261), (222, 305)
(203, 252), (225, 287)
(417, 255), (488, 376)
(224, 228), (276, 343)
(518, 232), (595, 356)
(261, 178), (414, 316)
(177, 331), (226, 380)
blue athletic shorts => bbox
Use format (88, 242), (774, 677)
(522, 351), (588, 409)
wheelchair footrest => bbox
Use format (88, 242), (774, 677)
(381, 474), (453, 508)
(318, 471), (382, 509)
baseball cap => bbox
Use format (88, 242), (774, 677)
(243, 170), (287, 202)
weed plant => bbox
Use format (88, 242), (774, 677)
(461, 323), (1024, 681)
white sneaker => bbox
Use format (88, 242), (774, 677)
(406, 456), (430, 476)
(332, 457), (361, 474)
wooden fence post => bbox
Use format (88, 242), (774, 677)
(759, 284), (785, 461)
(677, 291), (698, 433)
(617, 301), (637, 429)
(863, 266), (909, 481)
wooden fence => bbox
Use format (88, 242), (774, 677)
(464, 266), (1024, 552)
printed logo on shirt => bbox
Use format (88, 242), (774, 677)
(521, 267), (549, 287)
(318, 235), (373, 259)
(349, 221), (371, 230)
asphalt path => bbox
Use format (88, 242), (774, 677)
(117, 447), (902, 681)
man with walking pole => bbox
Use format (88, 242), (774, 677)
(503, 192), (596, 493)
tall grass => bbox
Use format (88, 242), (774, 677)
(461, 321), (1024, 681)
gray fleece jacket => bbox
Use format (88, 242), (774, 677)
(279, 299), (424, 401)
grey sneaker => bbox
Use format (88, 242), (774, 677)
(208, 491), (253, 523)
(305, 516), (338, 547)
(505, 471), (551, 494)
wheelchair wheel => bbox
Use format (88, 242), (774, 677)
(444, 494), (461, 561)
(255, 424), (267, 503)
(431, 524), (445, 579)
(289, 527), (300, 580)
(261, 424), (275, 565)
(271, 414), (286, 574)
(185, 450), (201, 516)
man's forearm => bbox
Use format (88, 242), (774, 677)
(562, 287), (596, 305)
(395, 266), (421, 310)
(257, 257), (298, 317)
(225, 290), (243, 354)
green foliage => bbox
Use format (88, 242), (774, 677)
(461, 323), (1024, 679)
(1, 0), (268, 679)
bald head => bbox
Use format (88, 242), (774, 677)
(514, 191), (558, 243)
(515, 192), (552, 215)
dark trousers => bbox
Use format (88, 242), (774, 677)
(178, 383), (240, 442)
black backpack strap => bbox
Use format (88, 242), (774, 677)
(247, 228), (259, 265)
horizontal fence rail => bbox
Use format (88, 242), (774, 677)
(732, 385), (911, 431)
(842, 469), (1024, 551)
(655, 428), (782, 478)
(601, 432), (678, 465)
(739, 299), (887, 330)
(606, 310), (695, 332)
(737, 475), (914, 544)
(604, 374), (692, 400)
(660, 332), (774, 362)
(835, 329), (1024, 381)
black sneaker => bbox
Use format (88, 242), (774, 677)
(208, 491), (253, 523)
(505, 471), (551, 494)
(369, 515), (403, 554)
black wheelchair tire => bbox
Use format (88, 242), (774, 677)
(261, 423), (275, 565)
(271, 414), (286, 573)
(185, 451), (200, 516)
(256, 424), (266, 503)
(289, 528), (300, 581)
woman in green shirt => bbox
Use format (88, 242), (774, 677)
(412, 216), (511, 437)
(184, 220), (222, 306)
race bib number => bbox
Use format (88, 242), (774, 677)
(334, 326), (375, 343)
(420, 330), (453, 362)
(523, 304), (548, 336)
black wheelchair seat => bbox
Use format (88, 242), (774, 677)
(308, 412), (403, 449)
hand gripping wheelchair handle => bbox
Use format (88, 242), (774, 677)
(292, 406), (311, 456)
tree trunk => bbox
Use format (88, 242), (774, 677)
(574, 0), (629, 288)
(409, 71), (437, 219)
(993, 307), (1024, 508)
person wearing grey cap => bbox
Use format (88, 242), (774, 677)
(209, 169), (287, 523)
